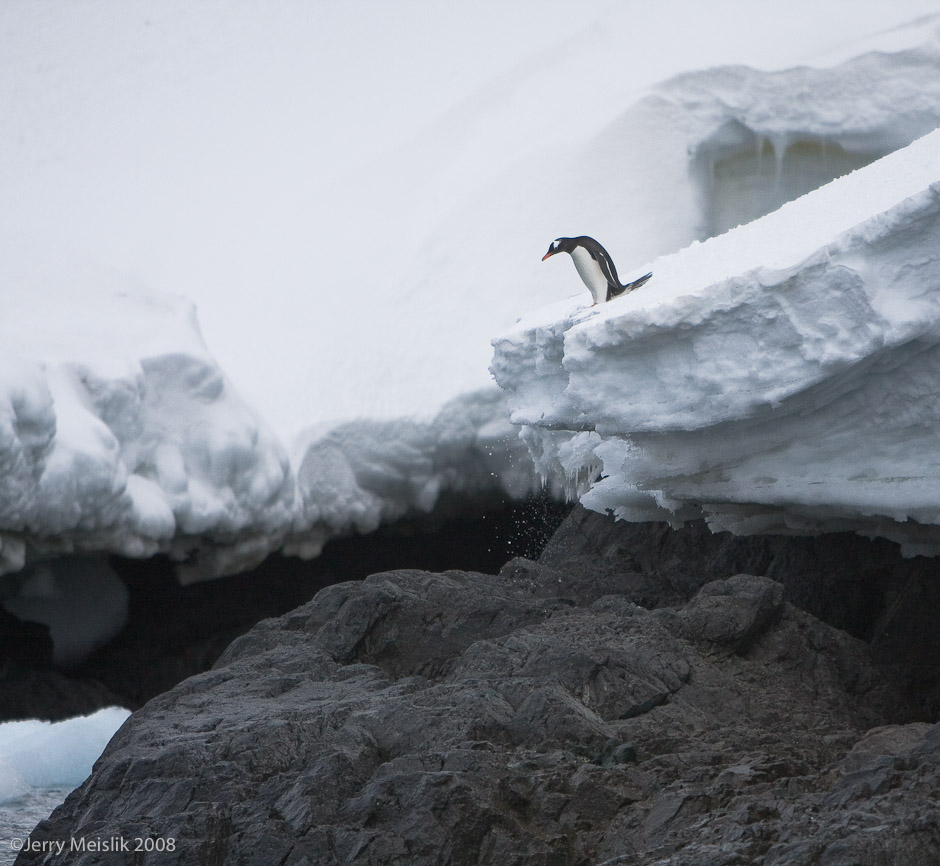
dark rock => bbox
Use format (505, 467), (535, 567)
(595, 740), (638, 766)
(19, 556), (933, 866)
(0, 495), (571, 721)
(870, 559), (940, 719)
(678, 574), (785, 653)
(0, 605), (53, 668)
(499, 554), (680, 609)
(8, 501), (940, 726)
(0, 668), (123, 722)
(539, 509), (901, 636)
(542, 507), (940, 715)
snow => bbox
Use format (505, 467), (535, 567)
(491, 127), (940, 554)
(0, 249), (295, 581)
(3, 3), (940, 585)
(4, 2), (940, 428)
(3, 1), (940, 850)
(285, 389), (538, 559)
(0, 708), (130, 804)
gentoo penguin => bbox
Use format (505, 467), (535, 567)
(542, 236), (652, 304)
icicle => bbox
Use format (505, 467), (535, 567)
(767, 132), (790, 192)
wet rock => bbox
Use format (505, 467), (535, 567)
(19, 544), (935, 866)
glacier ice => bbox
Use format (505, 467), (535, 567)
(0, 707), (130, 803)
(491, 128), (940, 555)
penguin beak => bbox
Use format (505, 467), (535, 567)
(542, 249), (555, 261)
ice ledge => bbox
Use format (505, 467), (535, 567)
(0, 277), (297, 582)
(491, 129), (940, 555)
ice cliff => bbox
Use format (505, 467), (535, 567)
(492, 128), (940, 554)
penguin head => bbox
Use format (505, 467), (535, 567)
(542, 237), (574, 261)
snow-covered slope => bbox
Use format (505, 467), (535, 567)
(492, 128), (940, 554)
(3, 4), (940, 589)
(414, 22), (940, 340)
(4, 2), (940, 435)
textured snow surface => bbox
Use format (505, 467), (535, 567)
(285, 389), (538, 560)
(5, 2), (940, 433)
(0, 253), (295, 579)
(492, 128), (940, 554)
(4, 5), (940, 579)
(0, 258), (529, 580)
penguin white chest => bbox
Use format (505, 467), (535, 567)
(569, 247), (609, 304)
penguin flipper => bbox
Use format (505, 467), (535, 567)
(607, 272), (652, 300)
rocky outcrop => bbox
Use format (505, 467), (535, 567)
(539, 509), (940, 717)
(0, 496), (570, 721)
(19, 509), (940, 865)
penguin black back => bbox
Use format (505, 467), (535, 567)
(542, 235), (652, 304)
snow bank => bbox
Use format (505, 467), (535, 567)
(285, 389), (538, 560)
(492, 128), (940, 554)
(3, 8), (940, 583)
(0, 246), (532, 584)
(622, 35), (940, 252)
(375, 16), (940, 386)
(4, 3), (939, 437)
(0, 707), (130, 803)
(0, 254), (295, 580)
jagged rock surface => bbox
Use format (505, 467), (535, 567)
(0, 497), (570, 721)
(19, 510), (940, 865)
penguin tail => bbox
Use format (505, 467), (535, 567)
(608, 272), (653, 299)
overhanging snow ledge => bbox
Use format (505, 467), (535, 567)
(491, 130), (940, 554)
